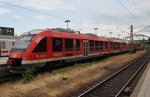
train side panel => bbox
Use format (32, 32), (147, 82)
(0, 39), (16, 56)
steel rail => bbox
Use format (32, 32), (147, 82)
(78, 51), (150, 97)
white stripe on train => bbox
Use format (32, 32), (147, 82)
(21, 50), (128, 65)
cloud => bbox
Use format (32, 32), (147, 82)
(0, 8), (11, 15)
(35, 15), (47, 20)
(75, 19), (146, 40)
(0, 0), (149, 38)
(12, 15), (22, 19)
(21, 0), (62, 10)
(8, 0), (78, 11)
(79, 20), (128, 38)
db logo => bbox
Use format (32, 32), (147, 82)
(6, 29), (12, 34)
(36, 55), (40, 58)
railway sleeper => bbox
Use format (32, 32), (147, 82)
(91, 89), (119, 97)
(102, 87), (120, 92)
(105, 82), (126, 87)
(109, 80), (127, 84)
(103, 84), (123, 88)
(108, 80), (127, 84)
(112, 76), (129, 80)
(110, 93), (118, 97)
(110, 87), (130, 96)
(91, 90), (111, 97)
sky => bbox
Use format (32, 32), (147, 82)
(0, 0), (150, 40)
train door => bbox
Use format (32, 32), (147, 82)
(83, 40), (88, 56)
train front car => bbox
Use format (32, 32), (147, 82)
(7, 29), (46, 73)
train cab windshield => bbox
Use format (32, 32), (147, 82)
(11, 35), (35, 52)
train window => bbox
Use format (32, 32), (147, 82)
(65, 38), (73, 51)
(52, 37), (63, 52)
(12, 42), (15, 46)
(1, 42), (5, 49)
(33, 38), (47, 52)
(110, 42), (113, 49)
(105, 42), (108, 49)
(11, 35), (35, 53)
(74, 39), (80, 51)
(122, 43), (127, 48)
(90, 40), (94, 52)
(95, 41), (99, 51)
(114, 43), (120, 49)
(114, 43), (116, 49)
(117, 43), (121, 49)
(100, 41), (103, 50)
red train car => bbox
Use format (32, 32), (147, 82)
(6, 28), (138, 73)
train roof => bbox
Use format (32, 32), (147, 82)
(82, 33), (98, 37)
(0, 35), (18, 40)
(51, 28), (75, 33)
(21, 29), (46, 35)
(108, 38), (130, 43)
(20, 28), (132, 43)
(22, 28), (76, 35)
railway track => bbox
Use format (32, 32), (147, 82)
(78, 51), (150, 97)
(0, 72), (16, 82)
(0, 64), (18, 83)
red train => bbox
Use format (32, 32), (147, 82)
(7, 28), (141, 73)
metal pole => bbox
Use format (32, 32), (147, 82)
(67, 22), (68, 29)
(65, 20), (70, 29)
(143, 36), (145, 48)
(130, 25), (134, 53)
(94, 28), (98, 35)
(109, 32), (112, 38)
(131, 25), (133, 42)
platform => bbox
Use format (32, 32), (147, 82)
(131, 61), (150, 97)
(0, 57), (8, 65)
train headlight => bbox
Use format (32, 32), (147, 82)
(7, 60), (12, 65)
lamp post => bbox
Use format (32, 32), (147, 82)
(109, 32), (113, 38)
(94, 28), (98, 35)
(118, 34), (120, 39)
(65, 20), (70, 29)
(130, 25), (134, 53)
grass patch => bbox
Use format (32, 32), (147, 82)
(0, 50), (146, 97)
(104, 65), (110, 70)
(52, 62), (94, 74)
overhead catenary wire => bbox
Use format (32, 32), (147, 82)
(134, 26), (150, 33)
(116, 27), (129, 34)
(1, 1), (102, 33)
(0, 1), (147, 41)
(116, 0), (138, 19)
(1, 1), (84, 24)
(1, 1), (149, 38)
(5, 2), (67, 20)
(125, 0), (148, 25)
(116, 0), (144, 27)
(131, 0), (136, 6)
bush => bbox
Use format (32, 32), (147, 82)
(22, 67), (35, 84)
(130, 46), (137, 54)
(104, 65), (109, 71)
